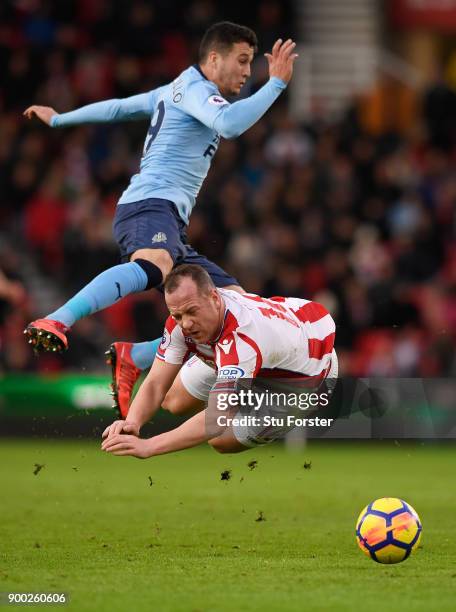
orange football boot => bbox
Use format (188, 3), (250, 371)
(105, 342), (142, 418)
(24, 319), (69, 353)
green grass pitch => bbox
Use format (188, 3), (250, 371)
(1, 439), (455, 611)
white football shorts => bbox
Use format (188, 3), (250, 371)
(179, 354), (216, 401)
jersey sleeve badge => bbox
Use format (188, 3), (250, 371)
(208, 94), (229, 106)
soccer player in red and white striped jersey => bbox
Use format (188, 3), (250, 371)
(157, 289), (335, 383)
(102, 264), (336, 458)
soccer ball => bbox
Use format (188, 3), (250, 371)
(356, 497), (422, 564)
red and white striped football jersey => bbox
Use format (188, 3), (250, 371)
(156, 290), (336, 384)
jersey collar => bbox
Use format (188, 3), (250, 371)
(209, 306), (229, 345)
(193, 64), (209, 81)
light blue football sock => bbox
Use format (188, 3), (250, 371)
(130, 338), (161, 370)
(47, 262), (149, 327)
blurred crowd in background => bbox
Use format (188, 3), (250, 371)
(0, 0), (455, 377)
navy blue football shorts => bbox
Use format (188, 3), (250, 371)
(113, 197), (239, 288)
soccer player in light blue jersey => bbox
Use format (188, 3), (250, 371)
(23, 22), (298, 414)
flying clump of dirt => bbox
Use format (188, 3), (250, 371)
(33, 463), (45, 475)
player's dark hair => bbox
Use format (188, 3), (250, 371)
(199, 21), (257, 61)
(164, 264), (216, 295)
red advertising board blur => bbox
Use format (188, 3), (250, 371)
(390, 0), (456, 31)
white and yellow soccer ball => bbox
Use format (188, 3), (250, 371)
(356, 497), (422, 564)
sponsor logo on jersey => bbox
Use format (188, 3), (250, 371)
(203, 133), (221, 159)
(218, 366), (245, 380)
(218, 339), (234, 354)
(208, 95), (228, 106)
(172, 77), (183, 103)
(152, 232), (167, 244)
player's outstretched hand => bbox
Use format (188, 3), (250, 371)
(101, 434), (151, 459)
(23, 105), (57, 125)
(265, 38), (299, 84)
(102, 419), (140, 440)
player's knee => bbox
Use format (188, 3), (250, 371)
(208, 436), (243, 454)
(208, 437), (230, 453)
(131, 248), (173, 279)
(162, 390), (187, 416)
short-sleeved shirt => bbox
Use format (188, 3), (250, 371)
(156, 290), (336, 387)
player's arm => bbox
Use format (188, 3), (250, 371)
(24, 90), (157, 127)
(183, 39), (298, 139)
(102, 316), (189, 443)
(101, 396), (235, 458)
(125, 358), (182, 428)
(101, 373), (254, 459)
(101, 358), (181, 441)
(102, 409), (217, 458)
(101, 344), (259, 459)
(140, 349), (261, 456)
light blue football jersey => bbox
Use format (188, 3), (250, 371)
(51, 65), (286, 224)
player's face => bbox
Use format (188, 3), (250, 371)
(166, 279), (224, 344)
(214, 42), (254, 96)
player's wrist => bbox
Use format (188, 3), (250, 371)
(125, 417), (141, 432)
(145, 436), (163, 457)
(269, 76), (287, 89)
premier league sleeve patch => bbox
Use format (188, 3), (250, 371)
(207, 94), (229, 106)
(159, 328), (171, 351)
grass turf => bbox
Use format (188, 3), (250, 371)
(1, 439), (455, 611)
